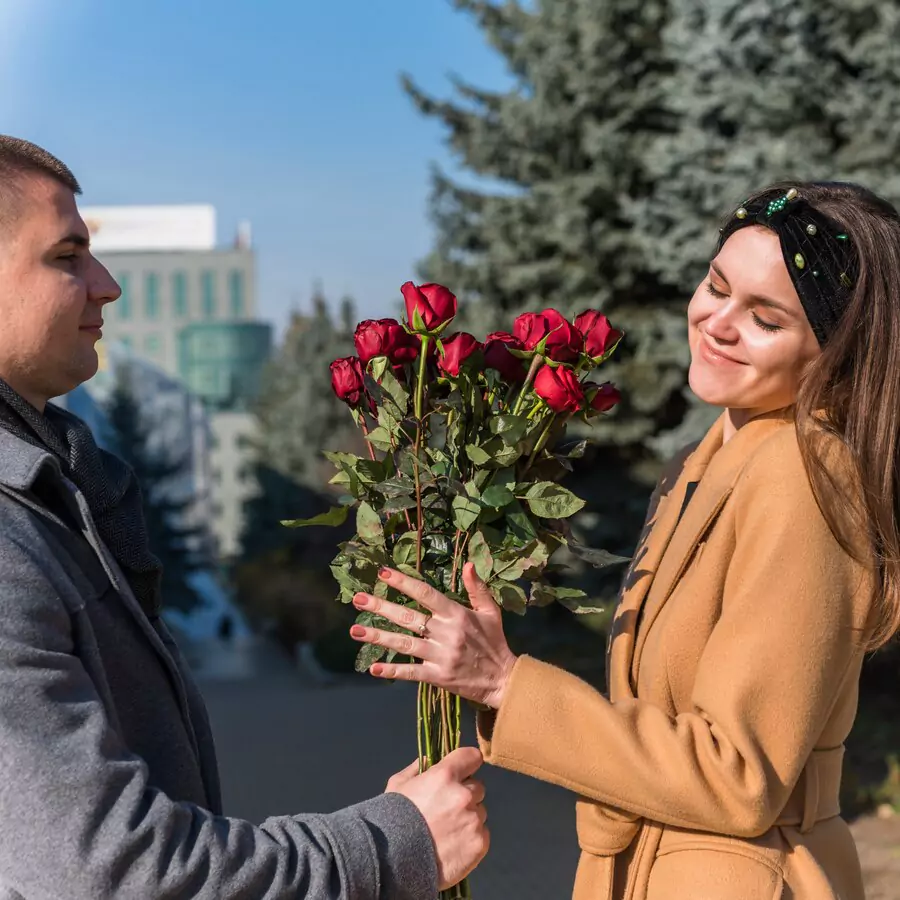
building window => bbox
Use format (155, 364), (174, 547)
(229, 270), (245, 317)
(145, 334), (162, 357)
(145, 273), (160, 319)
(172, 271), (188, 317)
(201, 271), (216, 318)
(120, 334), (133, 350)
(117, 273), (132, 320)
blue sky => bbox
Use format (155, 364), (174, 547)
(0, 0), (510, 339)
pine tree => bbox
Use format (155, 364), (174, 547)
(102, 365), (207, 614)
(239, 290), (362, 560)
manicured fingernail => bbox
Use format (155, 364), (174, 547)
(370, 664), (383, 676)
(378, 567), (391, 580)
(350, 626), (366, 638)
(353, 593), (370, 608)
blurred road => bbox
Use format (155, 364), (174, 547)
(194, 637), (579, 898)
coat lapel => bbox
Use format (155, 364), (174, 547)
(606, 417), (725, 701)
(628, 409), (795, 690)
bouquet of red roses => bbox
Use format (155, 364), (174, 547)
(285, 282), (625, 899)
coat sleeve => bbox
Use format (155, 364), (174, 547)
(0, 534), (437, 900)
(478, 436), (873, 837)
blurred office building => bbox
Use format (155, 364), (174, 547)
(57, 340), (253, 643)
(81, 204), (273, 562)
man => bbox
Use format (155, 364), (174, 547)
(0, 135), (489, 898)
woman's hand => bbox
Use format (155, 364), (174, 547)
(350, 562), (518, 709)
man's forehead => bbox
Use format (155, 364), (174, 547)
(13, 172), (87, 241)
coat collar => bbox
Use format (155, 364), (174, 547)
(608, 408), (795, 700)
(0, 421), (65, 491)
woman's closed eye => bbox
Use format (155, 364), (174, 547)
(705, 281), (782, 333)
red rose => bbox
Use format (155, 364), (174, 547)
(574, 310), (623, 359)
(483, 331), (527, 382)
(438, 332), (482, 377)
(534, 364), (584, 413)
(330, 357), (366, 407)
(512, 308), (582, 363)
(401, 281), (458, 333)
(585, 381), (621, 413)
(354, 318), (419, 366)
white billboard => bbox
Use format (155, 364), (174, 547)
(79, 204), (217, 252)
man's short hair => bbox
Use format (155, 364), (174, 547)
(0, 136), (81, 225)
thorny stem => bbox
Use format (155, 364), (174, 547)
(413, 336), (430, 574)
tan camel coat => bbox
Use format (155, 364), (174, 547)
(478, 410), (873, 899)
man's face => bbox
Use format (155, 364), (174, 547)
(0, 173), (119, 411)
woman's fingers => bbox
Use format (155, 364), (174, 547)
(349, 622), (434, 661)
(353, 593), (431, 634)
(369, 661), (435, 684)
(377, 567), (456, 615)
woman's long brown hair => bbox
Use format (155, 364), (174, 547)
(740, 181), (900, 649)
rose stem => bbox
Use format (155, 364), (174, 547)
(512, 355), (543, 416)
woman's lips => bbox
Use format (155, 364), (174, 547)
(699, 336), (744, 366)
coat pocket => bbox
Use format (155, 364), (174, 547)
(647, 837), (785, 900)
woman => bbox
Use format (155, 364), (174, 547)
(349, 181), (900, 899)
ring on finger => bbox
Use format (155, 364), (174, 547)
(417, 615), (431, 638)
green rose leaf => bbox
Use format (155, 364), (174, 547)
(555, 587), (605, 615)
(378, 476), (416, 499)
(488, 414), (529, 445)
(528, 582), (557, 608)
(468, 530), (494, 581)
(491, 581), (527, 615)
(452, 494), (482, 531)
(566, 541), (631, 571)
(392, 532), (419, 567)
(465, 443), (494, 466)
(522, 482), (586, 519)
(505, 501), (539, 543)
(481, 485), (515, 509)
(365, 426), (394, 452)
(379, 365), (410, 413)
(281, 506), (349, 528)
(357, 502), (385, 547)
(355, 641), (387, 673)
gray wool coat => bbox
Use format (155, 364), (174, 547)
(0, 424), (437, 899)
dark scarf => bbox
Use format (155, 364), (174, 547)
(0, 377), (162, 618)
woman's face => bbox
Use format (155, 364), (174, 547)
(687, 226), (821, 417)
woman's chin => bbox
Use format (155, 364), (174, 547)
(688, 363), (741, 408)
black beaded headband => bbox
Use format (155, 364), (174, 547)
(717, 187), (857, 346)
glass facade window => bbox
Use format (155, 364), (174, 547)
(145, 334), (162, 357)
(229, 270), (245, 317)
(120, 335), (133, 349)
(117, 274), (132, 320)
(201, 271), (217, 319)
(172, 271), (188, 317)
(145, 273), (160, 319)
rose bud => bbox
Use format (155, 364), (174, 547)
(354, 318), (419, 366)
(330, 357), (366, 407)
(513, 309), (583, 363)
(484, 331), (527, 382)
(574, 310), (624, 360)
(438, 332), (482, 377)
(584, 381), (621, 414)
(534, 364), (584, 413)
(401, 281), (458, 333)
